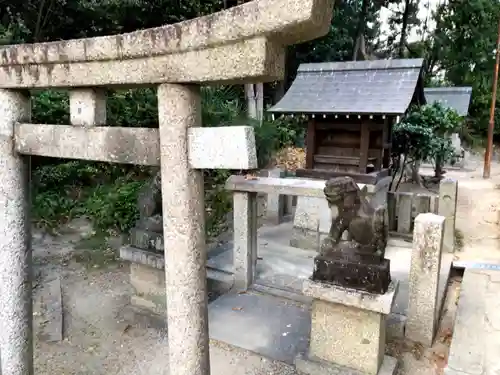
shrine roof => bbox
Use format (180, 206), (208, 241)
(268, 58), (425, 115)
(424, 87), (472, 116)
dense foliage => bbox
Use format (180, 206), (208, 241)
(30, 88), (302, 234)
(392, 102), (464, 186)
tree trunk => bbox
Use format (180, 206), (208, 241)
(398, 0), (411, 58)
(352, 0), (369, 60)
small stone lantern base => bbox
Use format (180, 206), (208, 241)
(296, 278), (399, 375)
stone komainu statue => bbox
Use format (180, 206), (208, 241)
(320, 176), (388, 258)
(136, 169), (163, 233)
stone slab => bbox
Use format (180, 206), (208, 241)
(295, 353), (398, 375)
(188, 126), (257, 169)
(15, 124), (257, 169)
(130, 228), (163, 251)
(38, 276), (63, 342)
(293, 196), (332, 233)
(208, 291), (310, 364)
(303, 279), (398, 315)
(226, 175), (372, 199)
(445, 268), (500, 375)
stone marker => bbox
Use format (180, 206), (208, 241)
(233, 191), (258, 290)
(297, 279), (399, 375)
(438, 178), (458, 253)
(264, 168), (286, 225)
(291, 196), (332, 250)
(405, 213), (445, 346)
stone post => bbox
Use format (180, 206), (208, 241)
(233, 191), (258, 290)
(157, 84), (210, 375)
(69, 89), (107, 126)
(438, 178), (458, 253)
(264, 167), (285, 224)
(406, 213), (445, 346)
(0, 90), (33, 375)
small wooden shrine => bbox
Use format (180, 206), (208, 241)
(268, 59), (426, 184)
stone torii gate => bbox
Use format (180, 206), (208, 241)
(0, 1), (333, 374)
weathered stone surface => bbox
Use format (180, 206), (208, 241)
(304, 279), (398, 374)
(309, 299), (385, 374)
(371, 175), (392, 209)
(228, 175), (373, 197)
(313, 252), (391, 294)
(438, 178), (458, 253)
(130, 228), (164, 252)
(303, 279), (398, 315)
(69, 88), (106, 126)
(188, 126), (257, 170)
(294, 196), (332, 233)
(445, 268), (500, 375)
(38, 277), (63, 343)
(130, 263), (167, 315)
(0, 89), (33, 375)
(233, 191), (258, 290)
(0, 0), (334, 87)
(295, 353), (398, 375)
(15, 123), (258, 169)
(264, 168), (286, 225)
(120, 245), (165, 270)
(405, 213), (445, 346)
(157, 84), (209, 375)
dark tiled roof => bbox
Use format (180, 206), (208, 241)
(424, 87), (472, 116)
(268, 58), (425, 115)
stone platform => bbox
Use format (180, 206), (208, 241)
(122, 219), (452, 347)
(445, 266), (500, 375)
(208, 222), (452, 334)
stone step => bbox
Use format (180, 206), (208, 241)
(208, 290), (310, 364)
(444, 267), (500, 375)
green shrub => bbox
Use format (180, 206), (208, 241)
(30, 86), (305, 237)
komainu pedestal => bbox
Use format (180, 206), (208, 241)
(296, 279), (399, 375)
(314, 176), (391, 294)
(296, 177), (398, 375)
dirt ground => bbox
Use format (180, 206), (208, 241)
(30, 150), (500, 374)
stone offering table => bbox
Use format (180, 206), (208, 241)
(296, 278), (399, 375)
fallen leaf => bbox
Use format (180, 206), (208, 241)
(122, 324), (132, 334)
(232, 307), (243, 311)
(245, 174), (258, 180)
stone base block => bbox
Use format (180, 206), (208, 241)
(295, 352), (398, 375)
(290, 227), (324, 251)
(130, 227), (163, 252)
(130, 263), (166, 315)
(119, 303), (167, 331)
(302, 279), (398, 375)
(290, 228), (349, 251)
(313, 253), (391, 294)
